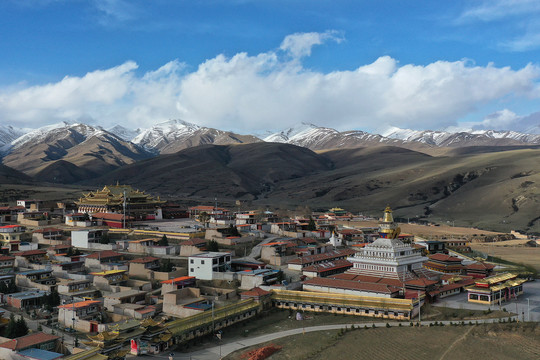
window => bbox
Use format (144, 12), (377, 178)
(190, 268), (194, 272)
(201, 260), (205, 265)
(190, 259), (194, 264)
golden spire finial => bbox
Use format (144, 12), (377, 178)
(382, 205), (394, 223)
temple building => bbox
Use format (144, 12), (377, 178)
(466, 273), (526, 305)
(75, 185), (165, 221)
(347, 237), (429, 282)
(422, 253), (464, 274)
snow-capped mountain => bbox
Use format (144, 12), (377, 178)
(132, 119), (261, 154)
(107, 124), (141, 142)
(264, 123), (406, 150)
(2, 122), (151, 179)
(10, 122), (108, 150)
(383, 126), (540, 147)
(0, 125), (26, 155)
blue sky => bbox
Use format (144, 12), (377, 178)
(1, 0), (540, 133)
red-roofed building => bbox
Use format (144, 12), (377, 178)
(240, 287), (271, 303)
(0, 332), (59, 352)
(91, 212), (134, 228)
(466, 262), (496, 278)
(58, 300), (102, 333)
(303, 277), (401, 298)
(13, 249), (47, 263)
(161, 276), (196, 295)
(287, 249), (357, 270)
(302, 259), (353, 278)
(0, 255), (15, 269)
(423, 253), (464, 274)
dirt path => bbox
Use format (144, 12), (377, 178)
(439, 325), (475, 360)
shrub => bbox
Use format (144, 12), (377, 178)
(410, 322), (413, 327)
(386, 323), (390, 328)
(372, 323), (376, 328)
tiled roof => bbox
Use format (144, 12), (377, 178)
(86, 250), (123, 259)
(302, 259), (353, 273)
(405, 278), (437, 287)
(288, 249), (357, 265)
(304, 277), (400, 294)
(429, 253), (463, 262)
(0, 332), (59, 350)
(0, 255), (14, 261)
(130, 256), (159, 263)
(181, 238), (207, 246)
(331, 273), (404, 287)
(58, 300), (101, 309)
(13, 249), (47, 256)
(241, 287), (271, 297)
(466, 262), (496, 270)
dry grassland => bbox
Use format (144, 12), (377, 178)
(226, 323), (540, 360)
(339, 220), (504, 237)
(470, 243), (540, 271)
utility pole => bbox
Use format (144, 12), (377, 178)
(528, 298), (531, 321)
(123, 190), (126, 229)
(418, 290), (421, 323)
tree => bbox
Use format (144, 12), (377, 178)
(159, 258), (173, 272)
(199, 212), (210, 228)
(159, 234), (169, 246)
(228, 224), (240, 237)
(14, 316), (28, 338)
(99, 233), (110, 244)
(307, 217), (317, 231)
(4, 313), (16, 338)
(207, 240), (219, 252)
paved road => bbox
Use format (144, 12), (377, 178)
(433, 280), (540, 322)
(138, 317), (517, 360)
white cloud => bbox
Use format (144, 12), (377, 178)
(0, 32), (539, 133)
(500, 31), (540, 52)
(458, 0), (540, 22)
(93, 0), (139, 24)
(473, 109), (540, 133)
(280, 30), (343, 58)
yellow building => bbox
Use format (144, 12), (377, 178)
(467, 273), (526, 305)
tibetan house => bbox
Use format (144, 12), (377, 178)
(75, 185), (165, 221)
(467, 273), (526, 305)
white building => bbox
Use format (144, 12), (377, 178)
(188, 252), (232, 280)
(348, 238), (428, 281)
(71, 229), (107, 249)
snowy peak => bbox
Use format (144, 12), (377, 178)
(265, 123), (404, 150)
(132, 119), (204, 150)
(107, 125), (141, 142)
(10, 122), (108, 150)
(264, 122), (320, 143)
(383, 126), (540, 147)
(0, 125), (26, 155)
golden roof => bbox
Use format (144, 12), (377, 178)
(140, 318), (164, 328)
(76, 185), (164, 206)
(87, 331), (119, 342)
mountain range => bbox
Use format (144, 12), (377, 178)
(1, 119), (539, 232)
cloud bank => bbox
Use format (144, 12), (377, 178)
(0, 32), (539, 133)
